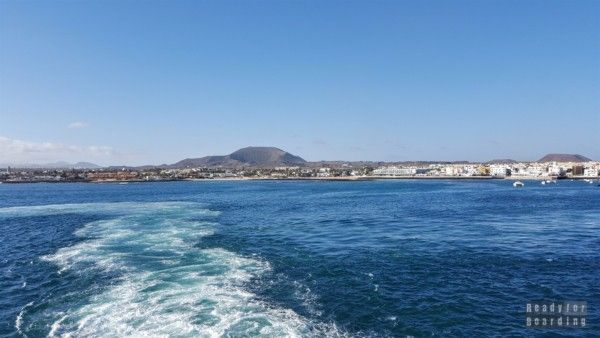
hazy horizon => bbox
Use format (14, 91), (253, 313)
(1, 1), (599, 166)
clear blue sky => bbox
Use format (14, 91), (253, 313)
(1, 0), (599, 165)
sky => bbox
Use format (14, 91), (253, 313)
(1, 0), (599, 165)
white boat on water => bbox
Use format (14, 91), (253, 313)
(513, 181), (524, 188)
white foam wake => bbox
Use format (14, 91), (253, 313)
(0, 202), (218, 219)
(15, 301), (34, 336)
(12, 202), (345, 337)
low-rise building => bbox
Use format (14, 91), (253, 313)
(490, 165), (511, 177)
(524, 165), (547, 177)
(572, 165), (585, 176)
(548, 163), (565, 176)
(584, 167), (598, 177)
(373, 167), (416, 176)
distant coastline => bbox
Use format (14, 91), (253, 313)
(1, 148), (598, 184)
(3, 175), (600, 184)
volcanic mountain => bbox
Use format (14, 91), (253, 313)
(171, 147), (306, 168)
(537, 154), (591, 163)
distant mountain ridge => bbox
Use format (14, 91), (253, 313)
(5, 151), (594, 170)
(170, 146), (306, 168)
(538, 154), (591, 162)
(485, 159), (518, 164)
(0, 161), (101, 169)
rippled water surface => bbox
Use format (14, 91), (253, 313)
(1, 180), (599, 337)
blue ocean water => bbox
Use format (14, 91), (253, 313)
(0, 180), (598, 337)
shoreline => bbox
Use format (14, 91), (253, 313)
(1, 176), (598, 184)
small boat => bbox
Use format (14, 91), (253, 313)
(541, 181), (546, 185)
(513, 181), (524, 188)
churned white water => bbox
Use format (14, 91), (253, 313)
(8, 202), (345, 337)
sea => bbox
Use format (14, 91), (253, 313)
(1, 180), (598, 337)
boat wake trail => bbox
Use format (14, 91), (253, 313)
(5, 202), (344, 337)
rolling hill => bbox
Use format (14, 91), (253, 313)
(537, 154), (591, 162)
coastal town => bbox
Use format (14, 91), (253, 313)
(1, 159), (599, 183)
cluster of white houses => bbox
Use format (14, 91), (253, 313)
(372, 162), (600, 178)
(2, 160), (598, 183)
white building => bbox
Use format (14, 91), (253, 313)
(317, 168), (331, 177)
(490, 165), (510, 177)
(444, 166), (460, 176)
(524, 165), (547, 177)
(462, 165), (479, 176)
(373, 166), (416, 176)
(548, 163), (565, 176)
(584, 167), (599, 177)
